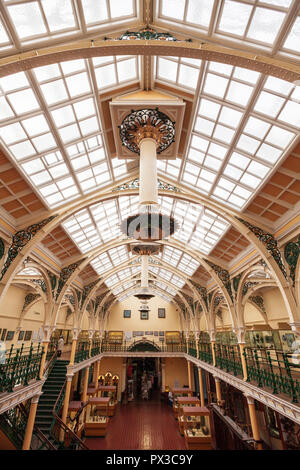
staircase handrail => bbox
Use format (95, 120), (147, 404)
(52, 380), (89, 450)
(18, 403), (56, 450)
(43, 349), (58, 378)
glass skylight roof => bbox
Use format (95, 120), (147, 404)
(1, 0), (300, 302)
(155, 59), (299, 211)
(154, 56), (202, 91)
(1, 0), (138, 50)
(63, 194), (230, 262)
(0, 55), (140, 208)
(156, 0), (294, 49)
(16, 267), (43, 276)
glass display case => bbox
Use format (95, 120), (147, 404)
(216, 331), (238, 345)
(199, 332), (210, 343)
(165, 331), (181, 344)
(177, 397), (200, 435)
(87, 386), (97, 398)
(78, 330), (89, 342)
(107, 331), (123, 344)
(171, 388), (193, 419)
(278, 330), (298, 352)
(84, 397), (110, 437)
(97, 385), (117, 416)
(183, 406), (212, 450)
(245, 330), (284, 351)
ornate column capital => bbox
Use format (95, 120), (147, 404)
(208, 329), (216, 342)
(72, 328), (81, 340)
(233, 326), (246, 344)
(41, 325), (56, 342)
(88, 329), (95, 340)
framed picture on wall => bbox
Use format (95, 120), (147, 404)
(145, 331), (153, 335)
(140, 310), (149, 320)
(18, 331), (25, 341)
(123, 309), (131, 318)
(1, 329), (7, 341)
(5, 331), (14, 341)
(154, 331), (159, 336)
(159, 331), (165, 336)
(24, 331), (32, 341)
(158, 308), (166, 318)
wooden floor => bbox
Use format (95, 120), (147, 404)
(85, 393), (186, 450)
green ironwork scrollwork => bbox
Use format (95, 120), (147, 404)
(0, 215), (57, 281)
(22, 293), (40, 312)
(284, 237), (300, 286)
(249, 295), (266, 315)
(106, 26), (192, 43)
(190, 281), (208, 309)
(232, 274), (242, 297)
(236, 217), (287, 278)
(204, 260), (233, 301)
(0, 238), (5, 259)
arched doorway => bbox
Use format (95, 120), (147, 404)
(126, 355), (161, 402)
(128, 340), (160, 352)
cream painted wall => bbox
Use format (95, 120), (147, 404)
(261, 288), (289, 328)
(106, 296), (181, 333)
(0, 285), (75, 346)
(165, 357), (189, 390)
(244, 302), (266, 326)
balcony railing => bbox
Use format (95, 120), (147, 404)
(100, 341), (187, 353)
(243, 347), (300, 403)
(0, 343), (44, 393)
(214, 344), (243, 377)
(74, 342), (90, 363)
(198, 341), (213, 364)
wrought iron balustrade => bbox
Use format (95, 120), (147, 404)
(188, 341), (197, 358)
(90, 340), (101, 357)
(0, 343), (44, 393)
(50, 380), (89, 450)
(0, 403), (56, 450)
(100, 341), (187, 353)
(243, 347), (300, 403)
(74, 341), (89, 363)
(198, 341), (213, 364)
(214, 344), (243, 377)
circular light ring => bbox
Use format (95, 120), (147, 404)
(120, 213), (179, 241)
(119, 108), (175, 154)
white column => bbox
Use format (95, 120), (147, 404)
(141, 255), (149, 288)
(139, 138), (158, 205)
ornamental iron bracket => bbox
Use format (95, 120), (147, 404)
(22, 293), (40, 312)
(236, 217), (287, 279)
(0, 215), (57, 281)
(249, 295), (266, 315)
(204, 260), (233, 302)
(284, 237), (300, 287)
(190, 281), (208, 309)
